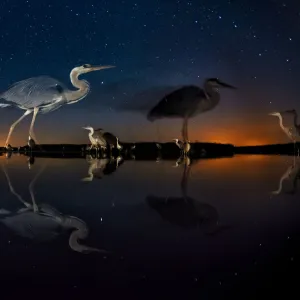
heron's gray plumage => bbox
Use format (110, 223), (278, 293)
(0, 76), (68, 114)
(102, 132), (120, 147)
(147, 86), (211, 120)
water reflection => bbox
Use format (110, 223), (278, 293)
(146, 157), (229, 234)
(82, 155), (124, 181)
(272, 157), (300, 195)
(0, 163), (107, 254)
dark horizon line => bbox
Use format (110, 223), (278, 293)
(1, 141), (299, 149)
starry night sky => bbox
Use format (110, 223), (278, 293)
(0, 0), (299, 146)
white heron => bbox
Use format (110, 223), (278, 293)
(0, 164), (106, 254)
(0, 64), (115, 149)
(269, 111), (299, 156)
(147, 78), (237, 156)
(82, 126), (107, 152)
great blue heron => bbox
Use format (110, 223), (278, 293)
(269, 111), (299, 156)
(82, 126), (107, 152)
(147, 78), (236, 155)
(173, 138), (190, 157)
(0, 64), (115, 148)
(1, 164), (106, 254)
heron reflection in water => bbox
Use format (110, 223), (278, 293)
(0, 164), (106, 254)
(271, 157), (300, 196)
(146, 158), (229, 234)
(82, 155), (124, 182)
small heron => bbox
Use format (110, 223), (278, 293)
(147, 78), (236, 155)
(173, 138), (191, 157)
(0, 64), (115, 149)
(82, 126), (107, 153)
(269, 111), (299, 156)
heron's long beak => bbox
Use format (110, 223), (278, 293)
(88, 65), (115, 72)
(219, 81), (237, 89)
(82, 127), (89, 130)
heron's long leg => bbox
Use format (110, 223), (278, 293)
(29, 107), (42, 147)
(2, 165), (31, 208)
(4, 110), (32, 147)
(29, 163), (47, 212)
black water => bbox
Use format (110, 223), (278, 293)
(0, 154), (300, 298)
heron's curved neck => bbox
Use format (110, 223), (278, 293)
(203, 82), (220, 104)
(67, 70), (90, 103)
(277, 114), (285, 130)
(292, 111), (299, 127)
(88, 128), (94, 136)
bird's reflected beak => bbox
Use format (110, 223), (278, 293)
(88, 65), (115, 72)
(219, 81), (237, 89)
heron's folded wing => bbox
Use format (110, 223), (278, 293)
(0, 76), (68, 109)
(147, 86), (202, 119)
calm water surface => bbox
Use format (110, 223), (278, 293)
(0, 154), (299, 298)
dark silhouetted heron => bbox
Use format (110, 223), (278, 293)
(147, 78), (236, 155)
(0, 64), (115, 148)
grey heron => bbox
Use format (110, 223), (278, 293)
(1, 164), (106, 254)
(0, 64), (115, 148)
(147, 78), (236, 155)
(82, 126), (107, 152)
(269, 111), (299, 156)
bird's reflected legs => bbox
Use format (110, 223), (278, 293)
(4, 110), (32, 148)
(2, 165), (31, 208)
(28, 164), (46, 213)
